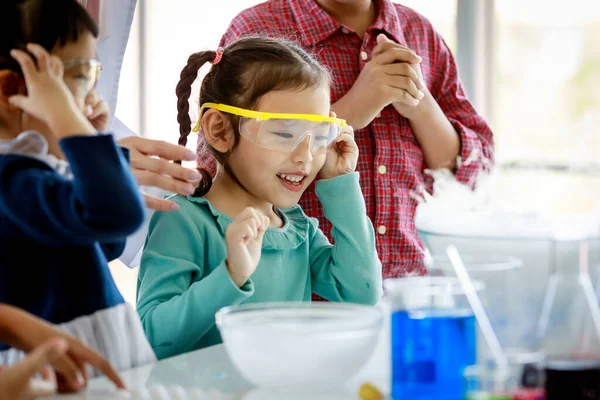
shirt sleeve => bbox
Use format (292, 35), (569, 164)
(308, 172), (382, 305)
(137, 205), (253, 360)
(0, 134), (145, 245)
(100, 241), (127, 262)
(429, 32), (495, 187)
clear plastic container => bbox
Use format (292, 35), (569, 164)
(428, 255), (529, 361)
(463, 350), (545, 400)
(215, 302), (383, 388)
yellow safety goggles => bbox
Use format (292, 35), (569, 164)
(193, 103), (347, 155)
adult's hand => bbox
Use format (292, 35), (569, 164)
(331, 33), (426, 130)
(118, 137), (202, 211)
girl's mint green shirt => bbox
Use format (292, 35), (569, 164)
(136, 172), (382, 359)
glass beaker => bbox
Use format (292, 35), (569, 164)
(462, 350), (545, 400)
(537, 239), (600, 399)
(384, 277), (481, 400)
(428, 255), (526, 358)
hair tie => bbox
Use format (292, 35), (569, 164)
(211, 48), (224, 65)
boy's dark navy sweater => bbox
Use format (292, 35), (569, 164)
(0, 134), (145, 350)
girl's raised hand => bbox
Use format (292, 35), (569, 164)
(225, 208), (270, 287)
(319, 125), (359, 179)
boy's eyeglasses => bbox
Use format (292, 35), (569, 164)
(62, 58), (102, 99)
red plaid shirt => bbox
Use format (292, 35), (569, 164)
(199, 0), (494, 278)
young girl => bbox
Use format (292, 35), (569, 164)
(137, 36), (383, 360)
(0, 0), (155, 387)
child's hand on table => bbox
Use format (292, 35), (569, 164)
(0, 304), (125, 393)
(0, 338), (66, 400)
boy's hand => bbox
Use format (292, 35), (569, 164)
(371, 34), (429, 120)
(225, 208), (270, 287)
(84, 91), (110, 132)
(8, 43), (95, 138)
(0, 338), (66, 400)
(319, 125), (358, 179)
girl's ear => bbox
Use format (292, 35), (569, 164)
(0, 70), (25, 110)
(201, 109), (236, 153)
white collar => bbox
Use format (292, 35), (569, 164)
(0, 131), (72, 178)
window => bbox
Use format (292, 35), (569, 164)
(493, 0), (600, 214)
(116, 1), (266, 159)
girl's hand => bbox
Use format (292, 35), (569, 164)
(225, 208), (270, 287)
(319, 125), (359, 179)
(8, 43), (94, 138)
(0, 338), (66, 400)
(84, 91), (110, 132)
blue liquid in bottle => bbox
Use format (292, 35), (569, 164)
(391, 309), (477, 400)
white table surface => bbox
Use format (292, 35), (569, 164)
(52, 312), (391, 399)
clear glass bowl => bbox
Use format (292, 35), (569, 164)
(216, 302), (384, 388)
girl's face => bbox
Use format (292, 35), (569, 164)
(21, 31), (98, 138)
(227, 85), (332, 209)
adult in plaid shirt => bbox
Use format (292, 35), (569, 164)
(198, 0), (494, 280)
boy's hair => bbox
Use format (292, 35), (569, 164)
(175, 36), (331, 197)
(0, 0), (99, 73)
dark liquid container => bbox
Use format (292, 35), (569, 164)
(545, 359), (600, 400)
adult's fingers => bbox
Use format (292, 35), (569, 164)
(130, 153), (202, 182)
(132, 169), (196, 196)
(143, 194), (180, 212)
(119, 137), (196, 161)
